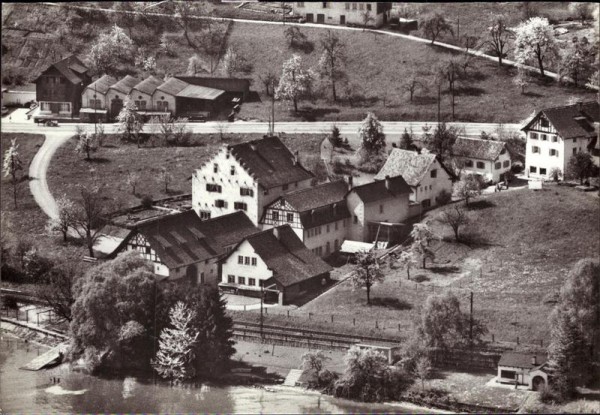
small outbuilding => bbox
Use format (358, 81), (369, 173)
(80, 74), (117, 122)
(497, 351), (549, 391)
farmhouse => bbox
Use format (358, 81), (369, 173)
(293, 2), (392, 27)
(522, 101), (600, 179)
(220, 225), (332, 305)
(497, 352), (548, 391)
(192, 135), (314, 226)
(111, 210), (260, 286)
(79, 74), (117, 122)
(33, 55), (91, 121)
(374, 149), (454, 209)
(261, 180), (351, 257)
(451, 137), (511, 183)
(105, 75), (141, 119)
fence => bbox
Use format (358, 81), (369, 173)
(1, 306), (56, 326)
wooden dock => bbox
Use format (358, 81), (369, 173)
(21, 342), (69, 371)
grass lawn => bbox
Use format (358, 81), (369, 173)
(230, 21), (596, 124)
(301, 186), (600, 346)
(47, 133), (327, 210)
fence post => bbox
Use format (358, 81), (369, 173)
(492, 333), (495, 343)
(353, 318), (355, 326)
(331, 315), (333, 323)
(540, 339), (543, 347)
(309, 312), (312, 320)
(398, 323), (402, 331)
(375, 320), (379, 329)
(517, 336), (519, 345)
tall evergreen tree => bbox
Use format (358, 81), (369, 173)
(399, 128), (415, 150)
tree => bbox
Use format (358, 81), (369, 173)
(558, 39), (595, 87)
(152, 301), (199, 383)
(439, 57), (463, 120)
(117, 96), (144, 145)
(397, 250), (418, 280)
(69, 186), (108, 257)
(47, 194), (75, 242)
(422, 14), (453, 45)
(454, 174), (483, 207)
(2, 138), (23, 209)
(316, 30), (347, 102)
(171, 1), (207, 47)
(413, 356), (432, 391)
(569, 3), (594, 25)
(424, 122), (458, 162)
(438, 204), (469, 242)
(158, 166), (173, 193)
(482, 15), (514, 66)
(567, 152), (595, 184)
(351, 251), (385, 305)
(187, 54), (207, 76)
(328, 124), (343, 147)
(361, 10), (374, 31)
(410, 223), (437, 269)
(260, 69), (279, 97)
(275, 54), (314, 113)
(87, 25), (135, 76)
(401, 72), (426, 102)
(197, 23), (228, 75)
(36, 258), (80, 322)
(284, 26), (308, 49)
(357, 112), (386, 160)
(301, 350), (330, 383)
(399, 128), (416, 151)
(222, 46), (252, 78)
(75, 131), (98, 160)
(513, 66), (532, 94)
(126, 171), (141, 195)
(519, 2), (540, 20)
(514, 17), (559, 78)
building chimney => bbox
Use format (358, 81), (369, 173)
(531, 355), (537, 366)
(293, 150), (299, 166)
(347, 176), (353, 190)
(250, 143), (257, 151)
(333, 203), (337, 217)
(385, 175), (391, 191)
(310, 209), (315, 222)
(272, 226), (279, 240)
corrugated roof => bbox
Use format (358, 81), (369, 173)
(452, 137), (507, 161)
(132, 75), (164, 96)
(86, 75), (118, 95)
(498, 352), (548, 369)
(245, 226), (332, 287)
(156, 77), (190, 96)
(229, 136), (314, 189)
(523, 101), (600, 140)
(109, 75), (140, 95)
(374, 149), (437, 186)
(176, 84), (224, 100)
(350, 176), (412, 204)
(175, 76), (251, 93)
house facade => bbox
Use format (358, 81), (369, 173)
(375, 149), (454, 209)
(105, 75), (140, 119)
(522, 101), (600, 179)
(80, 74), (117, 122)
(294, 2), (392, 27)
(192, 136), (314, 226)
(451, 137), (512, 183)
(497, 352), (548, 391)
(130, 75), (163, 116)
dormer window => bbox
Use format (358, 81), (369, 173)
(230, 166), (236, 175)
(540, 118), (550, 128)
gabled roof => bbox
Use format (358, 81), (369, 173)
(86, 75), (118, 95)
(175, 76), (251, 93)
(132, 75), (164, 96)
(228, 136), (314, 189)
(156, 77), (190, 96)
(108, 75), (141, 95)
(35, 55), (89, 84)
(121, 210), (259, 269)
(522, 101), (600, 139)
(374, 149), (451, 186)
(451, 137), (507, 161)
(498, 352), (548, 370)
(350, 175), (412, 204)
(241, 225), (332, 287)
(176, 84), (225, 100)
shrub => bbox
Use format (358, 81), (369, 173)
(141, 195), (153, 209)
(436, 189), (452, 205)
(539, 384), (558, 404)
(511, 163), (524, 174)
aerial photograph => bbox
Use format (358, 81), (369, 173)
(1, 1), (599, 413)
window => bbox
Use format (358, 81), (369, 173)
(503, 160), (510, 168)
(550, 149), (558, 157)
(287, 213), (294, 222)
(200, 272), (205, 284)
(206, 183), (222, 193)
(89, 99), (101, 108)
(476, 161), (485, 169)
(430, 169), (437, 178)
(213, 164), (218, 173)
(540, 168), (547, 175)
(379, 204), (384, 213)
(199, 210), (211, 220)
(238, 256), (244, 265)
(234, 202), (247, 211)
(540, 118), (550, 128)
(264, 189), (269, 196)
(530, 132), (538, 140)
(215, 199), (227, 208)
(322, 2), (327, 8)
(240, 187), (254, 197)
(366, 4), (372, 11)
(244, 257), (250, 265)
(41, 102), (50, 111)
(359, 3), (364, 10)
(282, 184), (289, 191)
(551, 135), (558, 142)
(335, 221), (338, 230)
(157, 101), (168, 111)
(272, 211), (279, 221)
(345, 2), (350, 9)
(238, 276), (246, 285)
(134, 100), (146, 110)
(530, 166), (537, 173)
(230, 166), (236, 175)
(249, 278), (256, 286)
(573, 148), (577, 155)
(354, 215), (358, 224)
(251, 257), (257, 266)
(464, 160), (474, 168)
(297, 2), (304, 6)
(228, 275), (235, 283)
(500, 370), (516, 379)
(326, 242), (330, 254)
(60, 103), (71, 112)
(532, 146), (540, 154)
(541, 134), (548, 141)
(573, 138), (577, 143)
(326, 224), (330, 233)
(352, 3), (357, 10)
(495, 162), (502, 170)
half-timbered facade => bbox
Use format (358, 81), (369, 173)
(522, 101), (600, 178)
(451, 137), (512, 183)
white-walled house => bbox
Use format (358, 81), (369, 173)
(374, 149), (454, 209)
(192, 136), (314, 226)
(346, 175), (412, 244)
(80, 74), (117, 122)
(261, 180), (351, 257)
(220, 225), (332, 305)
(105, 75), (140, 119)
(111, 210), (260, 286)
(130, 75), (163, 114)
(451, 137), (512, 183)
(293, 2), (392, 27)
(497, 352), (548, 391)
(522, 101), (600, 179)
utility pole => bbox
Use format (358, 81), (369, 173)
(94, 81), (97, 135)
(260, 283), (264, 340)
(469, 291), (473, 341)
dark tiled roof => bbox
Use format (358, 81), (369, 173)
(284, 180), (348, 211)
(350, 176), (412, 204)
(523, 101), (600, 139)
(86, 75), (118, 95)
(132, 75), (164, 96)
(245, 226), (332, 287)
(127, 210), (259, 269)
(298, 202), (350, 229)
(229, 136), (314, 189)
(451, 137), (507, 161)
(374, 149), (437, 186)
(498, 352), (548, 369)
(109, 75), (141, 95)
(36, 55), (88, 84)
(156, 77), (189, 96)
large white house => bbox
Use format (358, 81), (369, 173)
(192, 136), (314, 226)
(522, 101), (600, 179)
(451, 137), (512, 183)
(374, 149), (454, 209)
(293, 2), (392, 27)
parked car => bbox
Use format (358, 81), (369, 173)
(1, 106), (8, 116)
(40, 120), (58, 127)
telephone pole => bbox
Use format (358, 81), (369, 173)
(260, 284), (264, 340)
(469, 291), (473, 341)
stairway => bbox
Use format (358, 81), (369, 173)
(282, 369), (303, 387)
(21, 342), (68, 371)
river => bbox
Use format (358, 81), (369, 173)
(0, 336), (426, 414)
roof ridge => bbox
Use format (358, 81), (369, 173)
(541, 100), (599, 112)
(284, 179), (345, 196)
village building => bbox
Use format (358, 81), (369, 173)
(129, 75), (165, 119)
(346, 175), (413, 245)
(497, 352), (548, 391)
(1, 84), (36, 107)
(451, 137), (512, 183)
(105, 75), (141, 120)
(79, 74), (117, 123)
(293, 2), (392, 27)
(374, 149), (454, 209)
(220, 225), (332, 305)
(522, 101), (600, 179)
(192, 135), (314, 226)
(33, 55), (91, 121)
(261, 180), (351, 257)
(111, 210), (260, 286)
